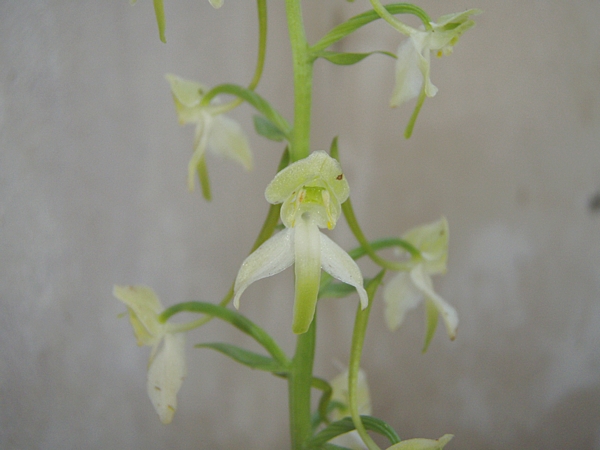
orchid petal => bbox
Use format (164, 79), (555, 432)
(265, 151), (349, 206)
(403, 217), (448, 275)
(330, 368), (372, 418)
(165, 74), (207, 124)
(320, 232), (368, 309)
(390, 35), (426, 107)
(188, 113), (212, 191)
(383, 272), (423, 331)
(292, 216), (322, 334)
(410, 265), (458, 340)
(208, 0), (223, 8)
(233, 228), (295, 309)
(208, 114), (253, 171)
(147, 332), (187, 424)
(387, 434), (453, 450)
(330, 368), (372, 450)
(113, 285), (164, 346)
(165, 74), (206, 108)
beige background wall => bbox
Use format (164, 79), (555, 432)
(2, 1), (600, 449)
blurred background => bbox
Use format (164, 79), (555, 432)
(2, 1), (600, 448)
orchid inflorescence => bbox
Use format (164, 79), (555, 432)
(116, 1), (479, 449)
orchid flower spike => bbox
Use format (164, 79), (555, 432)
(383, 217), (458, 352)
(233, 151), (368, 334)
(114, 285), (186, 424)
(329, 367), (372, 450)
(390, 10), (480, 108)
(166, 74), (252, 196)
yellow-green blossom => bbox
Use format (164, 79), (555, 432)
(114, 285), (186, 424)
(330, 368), (371, 450)
(383, 217), (457, 351)
(233, 151), (368, 334)
(166, 74), (252, 193)
(387, 434), (453, 450)
(390, 10), (480, 107)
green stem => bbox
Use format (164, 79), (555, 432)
(349, 271), (386, 450)
(404, 86), (426, 139)
(369, 0), (432, 34)
(288, 314), (317, 449)
(285, 0), (313, 162)
(200, 0), (268, 115)
(248, 0), (268, 91)
(311, 3), (432, 53)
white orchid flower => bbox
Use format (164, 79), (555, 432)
(383, 217), (458, 350)
(329, 367), (372, 450)
(166, 74), (252, 193)
(114, 285), (186, 424)
(233, 151), (368, 334)
(390, 10), (480, 107)
(386, 434), (453, 450)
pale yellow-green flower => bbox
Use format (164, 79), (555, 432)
(390, 10), (480, 107)
(166, 74), (252, 192)
(233, 151), (368, 334)
(383, 217), (457, 351)
(114, 285), (186, 424)
(387, 434), (453, 450)
(329, 367), (371, 450)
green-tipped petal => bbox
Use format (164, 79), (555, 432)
(208, 114), (253, 171)
(152, 0), (166, 43)
(387, 434), (453, 450)
(113, 285), (164, 346)
(383, 272), (423, 331)
(320, 232), (368, 309)
(233, 228), (295, 309)
(410, 265), (457, 341)
(208, 0), (223, 8)
(293, 216), (322, 334)
(147, 332), (187, 424)
(422, 297), (440, 353)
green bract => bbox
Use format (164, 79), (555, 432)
(390, 9), (480, 108)
(383, 217), (458, 352)
(114, 285), (187, 424)
(166, 74), (253, 195)
(234, 152), (366, 334)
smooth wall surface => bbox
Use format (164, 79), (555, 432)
(2, 1), (600, 449)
